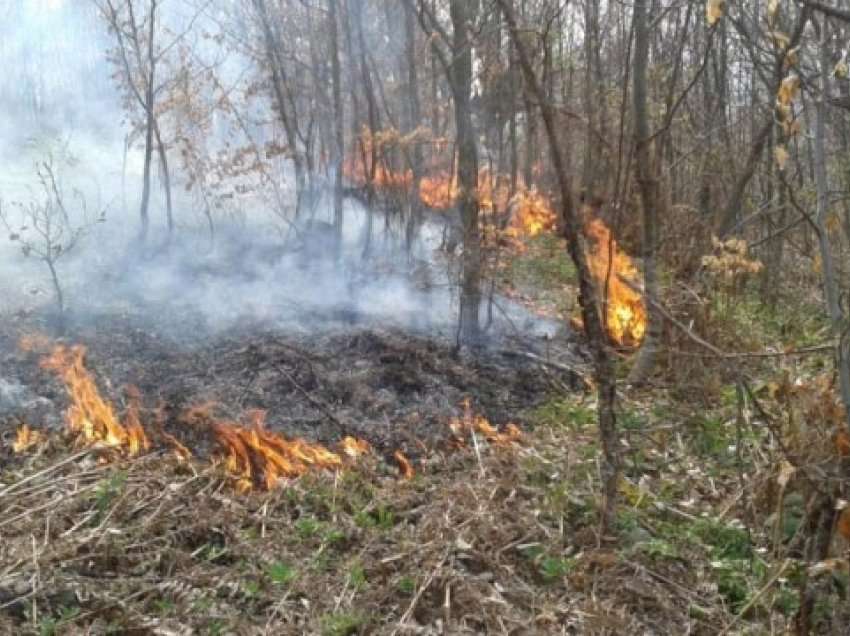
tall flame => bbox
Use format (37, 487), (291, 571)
(40, 345), (151, 455)
(584, 218), (647, 346)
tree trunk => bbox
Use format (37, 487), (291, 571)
(153, 119), (173, 235)
(329, 0), (344, 259)
(627, 0), (661, 384)
(497, 0), (620, 534)
(449, 0), (481, 346)
(812, 19), (850, 432)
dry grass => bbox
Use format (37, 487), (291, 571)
(0, 418), (742, 636)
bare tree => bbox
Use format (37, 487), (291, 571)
(1, 156), (102, 325)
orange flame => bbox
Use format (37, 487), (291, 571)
(340, 435), (371, 458)
(584, 218), (647, 346)
(449, 399), (522, 446)
(211, 410), (355, 491)
(394, 450), (415, 480)
(40, 345), (151, 456)
(418, 171), (458, 209)
(506, 189), (557, 238)
(12, 424), (45, 453)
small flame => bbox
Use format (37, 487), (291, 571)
(584, 218), (647, 346)
(211, 410), (354, 491)
(12, 424), (45, 453)
(449, 399), (522, 446)
(40, 345), (150, 456)
(394, 450), (415, 480)
(340, 436), (371, 458)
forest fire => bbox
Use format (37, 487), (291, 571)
(40, 345), (151, 456)
(211, 413), (347, 492)
(349, 160), (644, 344)
(584, 218), (647, 346)
(12, 424), (45, 454)
(27, 345), (372, 490)
(449, 399), (522, 447)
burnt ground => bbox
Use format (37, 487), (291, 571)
(0, 305), (588, 468)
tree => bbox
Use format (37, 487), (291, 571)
(96, 0), (175, 241)
(1, 154), (102, 327)
(496, 0), (621, 533)
(407, 0), (482, 346)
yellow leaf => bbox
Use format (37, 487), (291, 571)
(781, 118), (801, 138)
(827, 213), (841, 235)
(777, 460), (795, 488)
(768, 30), (790, 50)
(706, 0), (725, 26)
(777, 75), (800, 106)
(767, 0), (780, 23)
(835, 61), (849, 79)
(774, 145), (789, 171)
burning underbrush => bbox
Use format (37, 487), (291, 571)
(0, 325), (736, 634)
(0, 318), (746, 633)
(2, 316), (569, 489)
(345, 159), (646, 346)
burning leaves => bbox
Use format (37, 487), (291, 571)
(350, 156), (645, 346)
(41, 345), (151, 456)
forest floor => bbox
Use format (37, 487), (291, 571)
(1, 234), (847, 634)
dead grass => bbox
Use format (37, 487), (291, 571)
(0, 414), (746, 636)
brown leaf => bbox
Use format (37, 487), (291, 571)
(706, 0), (725, 26)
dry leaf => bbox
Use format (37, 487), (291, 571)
(777, 75), (801, 106)
(809, 558), (849, 576)
(775, 145), (789, 171)
(767, 0), (780, 23)
(837, 507), (850, 541)
(835, 61), (849, 79)
(835, 430), (850, 456)
(706, 0), (725, 26)
(394, 450), (415, 480)
(784, 46), (800, 69)
(769, 30), (790, 50)
(781, 118), (801, 138)
(777, 460), (795, 488)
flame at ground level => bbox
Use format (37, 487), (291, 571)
(449, 399), (522, 447)
(13, 424), (45, 453)
(19, 345), (530, 491)
(348, 159), (646, 346)
(41, 345), (150, 456)
(211, 411), (354, 491)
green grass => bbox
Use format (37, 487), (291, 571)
(266, 561), (297, 586)
(321, 611), (367, 636)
